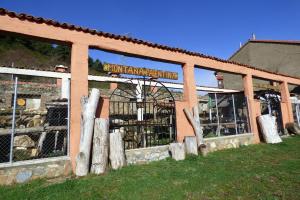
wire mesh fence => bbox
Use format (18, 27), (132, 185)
(292, 102), (300, 126)
(0, 73), (69, 164)
(198, 92), (250, 138)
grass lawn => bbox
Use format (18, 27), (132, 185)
(1, 136), (299, 200)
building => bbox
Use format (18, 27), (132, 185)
(220, 39), (300, 133)
(221, 39), (300, 91)
(0, 8), (299, 184)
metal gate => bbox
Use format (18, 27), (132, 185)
(109, 77), (176, 149)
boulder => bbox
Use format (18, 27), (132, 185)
(286, 122), (300, 135)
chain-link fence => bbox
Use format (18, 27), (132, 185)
(0, 73), (69, 163)
(292, 101), (300, 126)
(198, 92), (251, 138)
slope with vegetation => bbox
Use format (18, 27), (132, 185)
(0, 34), (108, 87)
(0, 35), (106, 74)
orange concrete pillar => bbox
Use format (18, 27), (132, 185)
(110, 74), (118, 91)
(243, 74), (260, 143)
(96, 96), (110, 119)
(280, 81), (294, 127)
(70, 43), (89, 171)
(55, 65), (68, 87)
(110, 82), (118, 90)
(175, 63), (197, 142)
(175, 101), (195, 142)
(182, 63), (197, 108)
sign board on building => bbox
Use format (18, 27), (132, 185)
(103, 63), (178, 80)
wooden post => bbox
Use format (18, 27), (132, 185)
(91, 118), (109, 174)
(75, 88), (100, 176)
(109, 132), (126, 170)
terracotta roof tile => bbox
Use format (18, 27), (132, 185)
(0, 8), (299, 80)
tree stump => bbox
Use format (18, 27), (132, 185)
(257, 114), (282, 144)
(109, 132), (126, 170)
(184, 136), (198, 155)
(91, 118), (109, 174)
(75, 88), (100, 176)
(169, 143), (185, 161)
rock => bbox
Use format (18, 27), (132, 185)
(14, 135), (35, 148)
(199, 144), (208, 157)
(286, 122), (300, 135)
(16, 170), (32, 183)
(31, 148), (38, 157)
(169, 143), (185, 161)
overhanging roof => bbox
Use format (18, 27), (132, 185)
(0, 8), (300, 82)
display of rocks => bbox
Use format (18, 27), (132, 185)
(13, 135), (35, 148)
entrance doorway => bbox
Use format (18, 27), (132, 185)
(255, 90), (284, 134)
(109, 77), (176, 149)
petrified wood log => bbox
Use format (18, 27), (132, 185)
(109, 132), (126, 170)
(75, 88), (100, 176)
(0, 126), (67, 136)
(257, 114), (282, 144)
(184, 136), (198, 155)
(169, 142), (185, 161)
(91, 118), (109, 174)
(184, 106), (204, 146)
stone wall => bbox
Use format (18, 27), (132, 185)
(125, 134), (254, 164)
(125, 145), (170, 165)
(204, 133), (254, 152)
(0, 156), (71, 185)
(0, 134), (254, 185)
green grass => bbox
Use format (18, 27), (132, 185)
(1, 137), (300, 200)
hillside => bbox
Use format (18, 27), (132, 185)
(0, 35), (106, 76)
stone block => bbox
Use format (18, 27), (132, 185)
(16, 170), (32, 183)
(169, 143), (185, 161)
(184, 136), (198, 155)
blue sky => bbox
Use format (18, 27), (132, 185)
(1, 0), (299, 86)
